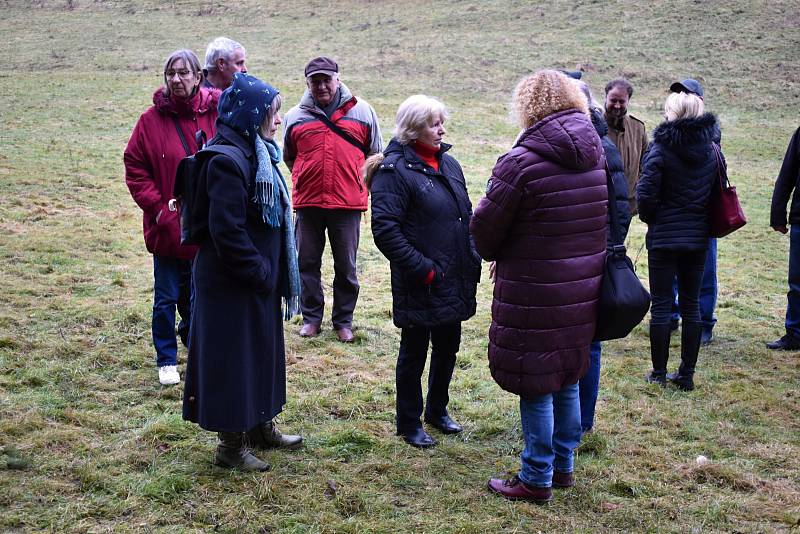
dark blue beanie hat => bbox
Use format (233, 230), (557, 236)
(218, 72), (280, 144)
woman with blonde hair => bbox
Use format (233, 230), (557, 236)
(471, 70), (607, 503)
(367, 95), (481, 449)
(637, 89), (721, 391)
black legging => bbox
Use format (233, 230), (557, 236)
(648, 249), (707, 325)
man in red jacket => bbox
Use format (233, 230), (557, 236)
(283, 57), (383, 342)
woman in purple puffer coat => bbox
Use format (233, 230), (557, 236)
(471, 70), (607, 504)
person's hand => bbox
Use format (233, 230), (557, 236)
(489, 261), (496, 283)
(772, 225), (789, 234)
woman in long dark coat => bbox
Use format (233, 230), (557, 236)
(183, 73), (302, 471)
(637, 91), (720, 392)
(471, 70), (607, 504)
(366, 95), (481, 449)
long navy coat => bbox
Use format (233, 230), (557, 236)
(370, 139), (480, 328)
(182, 123), (287, 432)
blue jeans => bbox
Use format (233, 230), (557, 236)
(671, 238), (717, 333)
(518, 383), (581, 488)
(785, 225), (800, 339)
(152, 256), (191, 367)
(579, 342), (602, 433)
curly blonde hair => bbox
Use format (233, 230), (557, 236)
(512, 69), (589, 129)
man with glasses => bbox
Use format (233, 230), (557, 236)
(202, 37), (247, 90)
(283, 57), (383, 343)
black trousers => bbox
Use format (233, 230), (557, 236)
(648, 248), (707, 325)
(396, 323), (462, 432)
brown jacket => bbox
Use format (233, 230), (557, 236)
(606, 113), (647, 214)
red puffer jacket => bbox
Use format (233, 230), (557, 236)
(282, 82), (383, 211)
(471, 109), (607, 398)
(124, 86), (220, 259)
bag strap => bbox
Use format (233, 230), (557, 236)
(605, 163), (624, 248)
(316, 112), (369, 157)
(171, 115), (193, 157)
(201, 144), (250, 181)
(712, 142), (728, 189)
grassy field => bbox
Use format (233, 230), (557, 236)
(1, 0), (799, 532)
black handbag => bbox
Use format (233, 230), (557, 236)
(593, 167), (651, 342)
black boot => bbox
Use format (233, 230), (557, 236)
(246, 421), (303, 450)
(667, 321), (700, 391)
(646, 324), (671, 386)
(214, 432), (270, 471)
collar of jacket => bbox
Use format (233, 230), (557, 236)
(652, 112), (719, 147)
(214, 122), (255, 160)
(384, 138), (452, 172)
(153, 86), (219, 118)
(299, 81), (355, 114)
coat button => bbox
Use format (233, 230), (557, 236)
(189, 396), (195, 402)
(408, 164), (412, 167)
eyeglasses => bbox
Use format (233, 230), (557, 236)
(166, 69), (194, 79)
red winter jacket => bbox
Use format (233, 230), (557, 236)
(471, 109), (607, 398)
(283, 82), (383, 211)
(124, 86), (220, 259)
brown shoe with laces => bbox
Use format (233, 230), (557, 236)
(487, 475), (552, 504)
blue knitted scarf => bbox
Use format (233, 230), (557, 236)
(255, 136), (300, 320)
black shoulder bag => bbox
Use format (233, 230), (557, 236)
(593, 166), (651, 342)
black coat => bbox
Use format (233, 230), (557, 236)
(770, 126), (800, 227)
(370, 139), (480, 328)
(183, 123), (287, 432)
(591, 108), (631, 244)
(637, 113), (721, 250)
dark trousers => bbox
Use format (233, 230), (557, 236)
(295, 208), (361, 329)
(785, 225), (800, 339)
(152, 256), (191, 367)
(649, 249), (707, 325)
(396, 323), (461, 432)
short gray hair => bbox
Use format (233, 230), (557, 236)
(393, 94), (449, 145)
(204, 37), (245, 72)
(163, 49), (202, 97)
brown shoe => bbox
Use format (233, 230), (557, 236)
(299, 323), (321, 338)
(552, 471), (574, 488)
(335, 327), (354, 343)
(487, 475), (552, 504)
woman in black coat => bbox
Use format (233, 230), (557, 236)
(366, 95), (481, 448)
(637, 91), (722, 391)
(182, 73), (302, 471)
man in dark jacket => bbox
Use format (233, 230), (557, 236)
(283, 57), (383, 342)
(768, 126), (800, 350)
(201, 37), (247, 90)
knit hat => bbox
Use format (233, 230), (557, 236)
(217, 72), (279, 144)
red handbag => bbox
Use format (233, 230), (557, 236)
(709, 143), (746, 238)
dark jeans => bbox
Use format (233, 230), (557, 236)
(295, 208), (361, 329)
(396, 323), (461, 432)
(649, 249), (707, 326)
(579, 341), (602, 433)
(671, 237), (717, 333)
(152, 255), (191, 367)
(785, 224), (800, 339)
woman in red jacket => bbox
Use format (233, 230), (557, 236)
(124, 49), (220, 386)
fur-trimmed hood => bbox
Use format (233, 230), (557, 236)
(652, 113), (720, 161)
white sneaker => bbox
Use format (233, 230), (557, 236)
(158, 365), (180, 385)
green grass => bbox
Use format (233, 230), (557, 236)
(1, 0), (800, 531)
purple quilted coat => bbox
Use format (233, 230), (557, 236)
(470, 109), (608, 398)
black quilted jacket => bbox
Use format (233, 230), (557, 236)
(370, 139), (480, 328)
(637, 113), (721, 250)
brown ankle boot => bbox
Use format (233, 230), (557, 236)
(246, 421), (303, 450)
